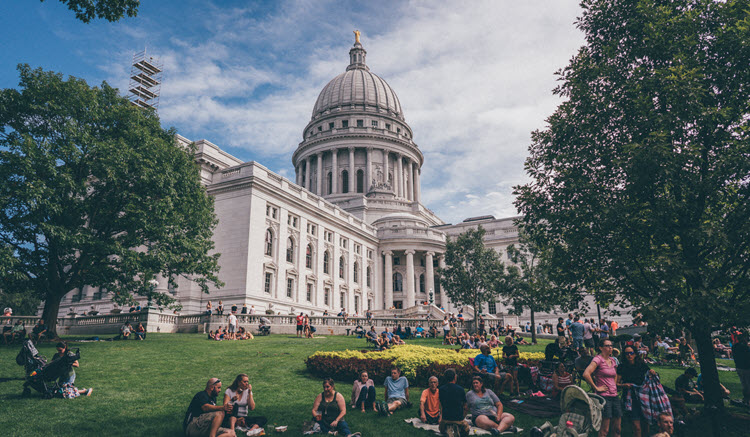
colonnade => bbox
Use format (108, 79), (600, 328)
(382, 249), (445, 309)
(295, 147), (420, 202)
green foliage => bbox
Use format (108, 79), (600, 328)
(0, 65), (222, 331)
(439, 226), (508, 322)
(514, 0), (750, 411)
(40, 0), (139, 23)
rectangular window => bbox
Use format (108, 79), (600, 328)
(397, 128), (401, 134)
(264, 272), (273, 294)
(371, 120), (378, 128)
(340, 293), (345, 309)
(317, 125), (322, 132)
(385, 123), (391, 130)
(367, 249), (373, 260)
(329, 122), (334, 130)
(307, 283), (313, 302)
(488, 301), (497, 315)
(393, 256), (400, 265)
(324, 288), (330, 305)
(286, 278), (294, 298)
(340, 237), (347, 248)
(356, 119), (364, 127)
(355, 296), (360, 314)
(354, 244), (361, 254)
(342, 120), (349, 128)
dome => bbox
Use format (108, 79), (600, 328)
(310, 40), (404, 122)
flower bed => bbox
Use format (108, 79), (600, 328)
(305, 345), (544, 386)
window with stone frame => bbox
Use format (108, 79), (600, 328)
(339, 256), (345, 279)
(366, 267), (371, 287)
(324, 288), (330, 305)
(307, 283), (313, 302)
(286, 237), (295, 263)
(264, 229), (274, 256)
(488, 301), (497, 315)
(342, 120), (349, 128)
(393, 256), (400, 265)
(356, 119), (364, 127)
(341, 170), (349, 193)
(323, 251), (330, 274)
(393, 272), (403, 292)
(353, 262), (359, 283)
(340, 293), (345, 309)
(286, 277), (294, 298)
(329, 122), (334, 130)
(420, 274), (425, 293)
(264, 272), (273, 294)
(306, 244), (313, 269)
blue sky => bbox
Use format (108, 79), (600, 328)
(1, 0), (585, 224)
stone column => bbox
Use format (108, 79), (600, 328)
(405, 249), (415, 308)
(366, 148), (373, 192)
(348, 147), (355, 193)
(306, 156), (312, 191)
(425, 251), (435, 305)
(316, 152), (323, 195)
(383, 150), (389, 189)
(438, 254), (448, 312)
(398, 155), (405, 198)
(295, 165), (300, 185)
(414, 163), (421, 203)
(406, 158), (413, 201)
(332, 149), (338, 194)
(383, 251), (393, 309)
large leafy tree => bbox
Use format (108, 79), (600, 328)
(504, 230), (581, 344)
(515, 0), (750, 414)
(0, 65), (222, 334)
(41, 0), (140, 23)
(440, 226), (508, 331)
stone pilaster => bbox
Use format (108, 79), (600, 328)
(332, 149), (338, 194)
(349, 147), (355, 193)
(316, 153), (323, 195)
(383, 250), (393, 309)
(405, 249), (415, 308)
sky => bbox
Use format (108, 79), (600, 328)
(0, 0), (586, 224)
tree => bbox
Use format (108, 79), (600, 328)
(514, 0), (750, 419)
(0, 65), (223, 335)
(41, 0), (140, 23)
(439, 226), (507, 332)
(503, 229), (580, 344)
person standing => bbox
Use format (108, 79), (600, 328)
(438, 368), (470, 437)
(570, 316), (585, 350)
(296, 312), (304, 338)
(419, 376), (441, 424)
(556, 317), (566, 337)
(616, 345), (656, 437)
(227, 312), (237, 340)
(583, 318), (595, 356)
(583, 339), (621, 437)
(732, 332), (750, 406)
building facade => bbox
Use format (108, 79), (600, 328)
(56, 37), (620, 323)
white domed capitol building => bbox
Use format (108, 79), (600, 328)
(57, 36), (608, 323)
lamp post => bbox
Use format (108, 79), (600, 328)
(147, 279), (159, 309)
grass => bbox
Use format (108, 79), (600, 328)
(0, 334), (747, 436)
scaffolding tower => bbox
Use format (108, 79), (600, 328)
(128, 49), (163, 111)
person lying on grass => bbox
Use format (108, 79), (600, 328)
(183, 377), (234, 437)
(223, 373), (267, 436)
(377, 366), (409, 415)
(311, 378), (361, 436)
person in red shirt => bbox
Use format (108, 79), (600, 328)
(420, 376), (441, 424)
(296, 313), (304, 338)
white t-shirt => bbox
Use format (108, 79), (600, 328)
(583, 322), (593, 340)
(225, 388), (248, 416)
(228, 314), (237, 326)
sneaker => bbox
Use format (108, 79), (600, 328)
(490, 429), (500, 435)
(500, 426), (521, 434)
(85, 388), (93, 396)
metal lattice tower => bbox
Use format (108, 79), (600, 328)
(128, 49), (162, 111)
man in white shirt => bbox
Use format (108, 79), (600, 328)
(228, 312), (238, 340)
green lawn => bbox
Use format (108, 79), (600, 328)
(0, 334), (746, 436)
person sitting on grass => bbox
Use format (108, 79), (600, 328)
(51, 341), (80, 385)
(393, 335), (405, 345)
(365, 326), (378, 344)
(502, 336), (521, 396)
(351, 370), (376, 413)
(654, 412), (674, 436)
(551, 362), (574, 398)
(223, 373), (267, 436)
(420, 376), (441, 424)
(473, 345), (511, 395)
(513, 334), (530, 345)
(119, 322), (132, 340)
(375, 333), (390, 351)
(429, 325), (438, 339)
(183, 378), (234, 437)
(487, 335), (500, 348)
(415, 324), (425, 338)
(134, 322), (146, 340)
(378, 366), (409, 416)
(439, 368), (470, 437)
(467, 376), (519, 435)
(311, 378), (361, 436)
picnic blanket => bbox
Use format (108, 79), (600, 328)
(405, 418), (491, 435)
(502, 396), (561, 418)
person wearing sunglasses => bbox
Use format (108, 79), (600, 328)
(616, 345), (657, 437)
(183, 378), (234, 437)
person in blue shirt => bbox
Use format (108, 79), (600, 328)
(381, 327), (393, 342)
(570, 315), (585, 349)
(377, 367), (410, 416)
(473, 345), (512, 395)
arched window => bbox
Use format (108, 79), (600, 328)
(264, 229), (273, 256)
(327, 172), (333, 194)
(286, 237), (294, 263)
(356, 169), (364, 193)
(419, 274), (425, 293)
(366, 267), (372, 287)
(353, 262), (359, 283)
(393, 272), (403, 292)
(339, 256), (345, 279)
(306, 244), (313, 269)
(342, 170), (349, 193)
(323, 251), (330, 274)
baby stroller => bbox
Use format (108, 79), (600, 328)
(531, 385), (604, 437)
(258, 317), (271, 336)
(17, 340), (80, 398)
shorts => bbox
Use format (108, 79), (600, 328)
(424, 412), (440, 425)
(297, 325), (303, 332)
(584, 338), (595, 348)
(573, 338), (583, 349)
(186, 411), (232, 437)
(623, 396), (643, 419)
(387, 397), (407, 408)
(228, 324), (236, 333)
(602, 396), (623, 419)
(472, 414), (497, 426)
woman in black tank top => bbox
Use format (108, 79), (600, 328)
(311, 378), (359, 436)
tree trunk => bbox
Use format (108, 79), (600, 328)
(41, 293), (63, 338)
(691, 325), (725, 436)
(530, 309), (537, 344)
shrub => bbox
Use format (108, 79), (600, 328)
(305, 345), (544, 386)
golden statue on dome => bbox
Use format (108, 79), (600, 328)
(354, 30), (361, 44)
